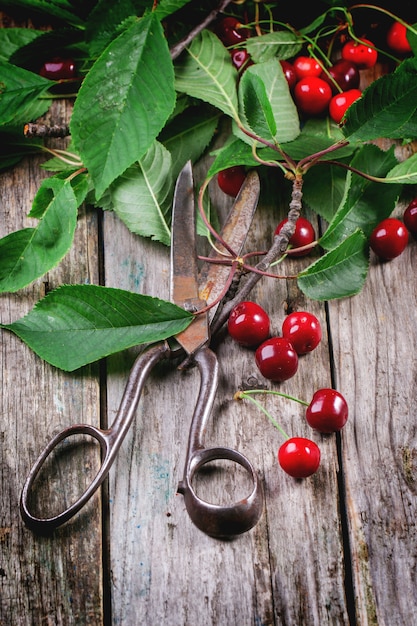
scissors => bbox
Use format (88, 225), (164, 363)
(20, 161), (264, 538)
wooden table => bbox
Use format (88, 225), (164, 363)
(1, 26), (417, 626)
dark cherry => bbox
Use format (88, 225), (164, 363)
(369, 217), (408, 261)
(215, 16), (249, 47)
(255, 337), (298, 382)
(230, 49), (253, 71)
(306, 388), (348, 433)
(227, 301), (270, 347)
(280, 60), (297, 90)
(39, 57), (76, 80)
(217, 166), (246, 197)
(403, 198), (417, 237)
(278, 437), (321, 478)
(322, 60), (360, 93)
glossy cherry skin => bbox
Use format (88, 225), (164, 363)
(227, 301), (270, 347)
(230, 49), (252, 71)
(255, 337), (298, 382)
(280, 60), (297, 90)
(293, 76), (332, 116)
(386, 21), (412, 55)
(215, 17), (249, 46)
(278, 437), (321, 478)
(39, 57), (76, 80)
(306, 388), (348, 433)
(322, 60), (360, 93)
(293, 56), (322, 80)
(369, 218), (408, 261)
(282, 311), (322, 355)
(329, 89), (362, 124)
(403, 198), (417, 237)
(217, 166), (246, 197)
(341, 39), (378, 69)
(275, 216), (316, 257)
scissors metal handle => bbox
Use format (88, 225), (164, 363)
(20, 342), (171, 532)
(177, 346), (264, 538)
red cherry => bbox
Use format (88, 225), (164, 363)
(280, 60), (297, 90)
(341, 39), (378, 69)
(369, 217), (408, 261)
(217, 166), (246, 197)
(274, 216), (316, 257)
(322, 60), (360, 93)
(386, 21), (412, 55)
(306, 388), (348, 433)
(281, 311), (322, 355)
(230, 49), (253, 71)
(215, 17), (249, 47)
(255, 337), (298, 382)
(293, 76), (332, 116)
(227, 301), (270, 347)
(293, 56), (322, 80)
(39, 57), (76, 80)
(329, 89), (362, 124)
(403, 198), (417, 237)
(278, 437), (321, 478)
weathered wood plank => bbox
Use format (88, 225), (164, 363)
(103, 167), (348, 624)
(0, 98), (104, 625)
(329, 218), (417, 625)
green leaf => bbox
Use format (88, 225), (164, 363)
(319, 144), (401, 250)
(302, 164), (348, 222)
(70, 13), (176, 200)
(385, 152), (417, 184)
(0, 61), (52, 126)
(158, 105), (219, 180)
(281, 118), (355, 161)
(245, 31), (303, 63)
(239, 71), (277, 141)
(298, 230), (369, 301)
(153, 0), (193, 19)
(0, 176), (79, 293)
(0, 28), (43, 62)
(235, 59), (299, 145)
(342, 58), (417, 142)
(1, 285), (193, 371)
(0, 0), (84, 26)
(174, 29), (239, 121)
(99, 141), (173, 246)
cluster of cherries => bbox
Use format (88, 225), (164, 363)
(228, 300), (348, 478)
(215, 16), (412, 125)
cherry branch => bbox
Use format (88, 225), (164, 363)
(170, 0), (234, 60)
(210, 175), (304, 336)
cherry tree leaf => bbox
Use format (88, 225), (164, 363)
(0, 61), (52, 126)
(1, 285), (193, 371)
(298, 230), (369, 301)
(174, 29), (239, 121)
(385, 152), (417, 184)
(0, 28), (43, 62)
(70, 13), (175, 200)
(235, 59), (300, 145)
(0, 0), (84, 26)
(245, 31), (302, 63)
(342, 58), (417, 142)
(0, 176), (84, 293)
(319, 144), (401, 250)
(99, 140), (173, 246)
(239, 71), (277, 141)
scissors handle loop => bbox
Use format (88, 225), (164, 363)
(177, 347), (264, 538)
(20, 342), (171, 531)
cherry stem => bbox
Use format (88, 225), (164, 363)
(236, 388), (309, 407)
(234, 391), (290, 440)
